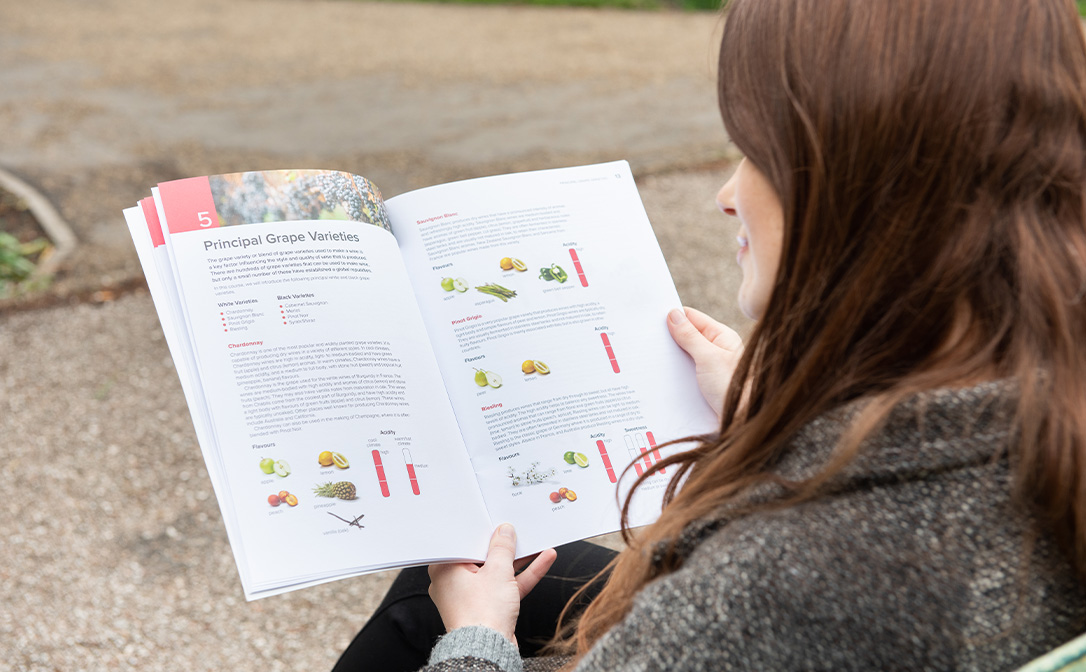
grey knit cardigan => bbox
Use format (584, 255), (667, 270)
(421, 382), (1086, 671)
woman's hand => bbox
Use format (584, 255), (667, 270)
(667, 307), (744, 419)
(428, 524), (557, 645)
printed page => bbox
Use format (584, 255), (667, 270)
(386, 161), (718, 556)
(153, 170), (493, 598)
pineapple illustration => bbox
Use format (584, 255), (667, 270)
(313, 481), (357, 500)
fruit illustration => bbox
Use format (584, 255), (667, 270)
(318, 451), (334, 467)
(511, 258), (527, 272)
(573, 452), (589, 468)
(549, 491), (562, 503)
(259, 457), (275, 474)
(499, 257), (514, 271)
(441, 277), (469, 292)
(331, 452), (350, 469)
(533, 361), (551, 375)
(273, 459), (291, 477)
(268, 494), (281, 507)
(278, 490), (290, 501)
(313, 481), (358, 500)
(522, 360), (536, 374)
(558, 487), (569, 498)
(563, 451), (576, 464)
(284, 493), (298, 506)
(473, 368), (502, 388)
(564, 489), (578, 502)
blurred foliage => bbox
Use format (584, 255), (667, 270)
(0, 188), (53, 298)
(0, 232), (50, 295)
(1079, 0), (1086, 16)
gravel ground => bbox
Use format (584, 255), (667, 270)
(0, 0), (731, 303)
(1, 167), (749, 671)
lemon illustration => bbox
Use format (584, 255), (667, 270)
(533, 360), (550, 375)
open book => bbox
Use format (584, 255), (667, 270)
(123, 161), (717, 600)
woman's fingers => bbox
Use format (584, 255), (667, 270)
(514, 548), (557, 600)
(482, 523), (518, 572)
(667, 307), (745, 418)
(667, 307), (721, 360)
(683, 307), (744, 352)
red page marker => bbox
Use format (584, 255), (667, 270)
(636, 434), (653, 471)
(157, 176), (218, 234)
(139, 198), (165, 248)
(403, 448), (421, 495)
(601, 333), (620, 373)
(596, 440), (617, 483)
(371, 450), (390, 498)
(568, 249), (588, 287)
(646, 431), (665, 474)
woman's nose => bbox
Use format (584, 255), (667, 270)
(716, 165), (739, 217)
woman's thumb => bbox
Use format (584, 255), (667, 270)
(667, 308), (714, 360)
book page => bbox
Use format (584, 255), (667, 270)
(152, 170), (493, 598)
(386, 161), (717, 555)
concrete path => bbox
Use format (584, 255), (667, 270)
(0, 1), (749, 670)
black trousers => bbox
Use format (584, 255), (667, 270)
(332, 541), (618, 672)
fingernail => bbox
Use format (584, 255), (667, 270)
(498, 523), (515, 538)
(668, 308), (687, 325)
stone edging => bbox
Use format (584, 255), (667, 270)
(0, 165), (77, 276)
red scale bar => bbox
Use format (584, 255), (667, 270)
(568, 249), (588, 287)
(403, 448), (421, 495)
(646, 431), (665, 474)
(637, 434), (653, 471)
(371, 450), (391, 498)
(596, 440), (617, 483)
(601, 333), (620, 373)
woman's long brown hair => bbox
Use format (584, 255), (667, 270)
(552, 0), (1086, 664)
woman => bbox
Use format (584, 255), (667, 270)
(339, 0), (1086, 669)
